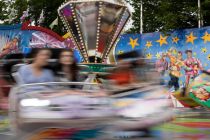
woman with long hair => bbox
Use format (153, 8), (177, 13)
(54, 49), (78, 82)
(18, 48), (54, 84)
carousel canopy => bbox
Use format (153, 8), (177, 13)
(58, 0), (131, 63)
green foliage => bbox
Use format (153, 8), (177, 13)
(0, 0), (66, 35)
(41, 0), (66, 35)
(28, 0), (43, 26)
(1, 0), (210, 36)
(0, 1), (7, 21)
(12, 0), (28, 24)
(127, 0), (210, 33)
(202, 0), (210, 26)
(0, 0), (16, 24)
(28, 0), (66, 35)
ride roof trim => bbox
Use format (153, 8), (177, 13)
(64, 0), (126, 6)
(21, 21), (65, 42)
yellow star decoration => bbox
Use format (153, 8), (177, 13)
(156, 34), (168, 46)
(172, 37), (179, 44)
(180, 81), (183, 85)
(129, 37), (139, 49)
(208, 54), (210, 60)
(201, 31), (210, 43)
(118, 50), (124, 55)
(186, 32), (197, 44)
(156, 52), (161, 59)
(201, 47), (207, 53)
(173, 49), (177, 55)
(145, 41), (152, 48)
(146, 53), (153, 59)
(193, 52), (197, 56)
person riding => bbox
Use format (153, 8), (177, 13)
(54, 49), (78, 82)
(18, 48), (54, 88)
(109, 59), (135, 87)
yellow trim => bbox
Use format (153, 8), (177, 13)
(63, 32), (71, 39)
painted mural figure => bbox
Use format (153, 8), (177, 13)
(155, 53), (168, 85)
(1, 37), (19, 57)
(167, 50), (184, 90)
(3, 37), (19, 51)
(184, 50), (203, 86)
(191, 84), (210, 101)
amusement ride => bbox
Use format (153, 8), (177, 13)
(0, 0), (209, 139)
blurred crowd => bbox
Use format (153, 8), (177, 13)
(109, 53), (159, 87)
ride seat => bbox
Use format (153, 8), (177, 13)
(11, 64), (26, 85)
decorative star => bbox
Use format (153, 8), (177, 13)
(193, 52), (197, 56)
(173, 49), (177, 55)
(172, 37), (179, 44)
(201, 31), (210, 43)
(145, 41), (152, 48)
(201, 47), (207, 53)
(156, 34), (168, 46)
(129, 37), (139, 49)
(208, 54), (210, 60)
(146, 53), (153, 59)
(156, 52), (161, 59)
(118, 50), (124, 55)
(186, 32), (197, 44)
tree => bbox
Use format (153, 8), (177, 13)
(28, 0), (66, 35)
(41, 0), (66, 35)
(0, 1), (7, 22)
(28, 0), (44, 26)
(12, 0), (28, 24)
(127, 0), (209, 33)
(0, 0), (28, 24)
(0, 0), (17, 24)
(0, 0), (66, 35)
(202, 0), (210, 26)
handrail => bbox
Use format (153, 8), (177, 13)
(17, 82), (99, 89)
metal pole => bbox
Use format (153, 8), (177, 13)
(198, 0), (201, 28)
(140, 0), (143, 34)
